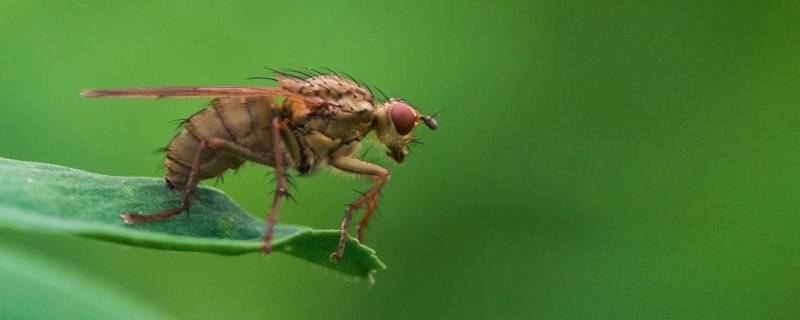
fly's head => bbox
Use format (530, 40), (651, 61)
(373, 99), (438, 163)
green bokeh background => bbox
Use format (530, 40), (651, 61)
(1, 0), (798, 318)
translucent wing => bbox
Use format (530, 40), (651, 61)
(80, 86), (323, 104)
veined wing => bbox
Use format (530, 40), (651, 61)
(80, 86), (323, 104)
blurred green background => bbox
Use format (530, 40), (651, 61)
(1, 0), (799, 319)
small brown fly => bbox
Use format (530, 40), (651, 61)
(81, 69), (437, 262)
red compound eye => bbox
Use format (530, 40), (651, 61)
(390, 101), (417, 135)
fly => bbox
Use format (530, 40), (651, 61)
(81, 70), (438, 262)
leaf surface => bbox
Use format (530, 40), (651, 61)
(0, 158), (384, 278)
(0, 244), (172, 319)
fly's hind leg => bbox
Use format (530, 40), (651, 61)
(329, 156), (390, 263)
(123, 124), (290, 254)
(121, 139), (214, 224)
(169, 118), (289, 255)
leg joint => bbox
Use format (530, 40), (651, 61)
(375, 168), (390, 178)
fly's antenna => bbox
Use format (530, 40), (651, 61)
(421, 110), (439, 130)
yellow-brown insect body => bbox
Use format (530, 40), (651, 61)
(81, 70), (438, 261)
(277, 74), (377, 173)
(164, 74), (377, 189)
(164, 96), (280, 189)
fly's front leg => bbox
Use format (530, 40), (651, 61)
(329, 156), (390, 263)
(359, 176), (381, 242)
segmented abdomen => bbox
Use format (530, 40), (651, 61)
(164, 96), (277, 189)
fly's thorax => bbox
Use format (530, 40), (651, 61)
(290, 109), (374, 169)
(278, 74), (374, 105)
(283, 78), (376, 144)
(319, 109), (374, 139)
(280, 74), (376, 139)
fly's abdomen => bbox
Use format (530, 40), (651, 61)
(164, 96), (277, 189)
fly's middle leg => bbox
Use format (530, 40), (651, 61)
(262, 117), (289, 255)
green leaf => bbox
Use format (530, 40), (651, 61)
(0, 158), (385, 279)
(0, 244), (172, 319)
